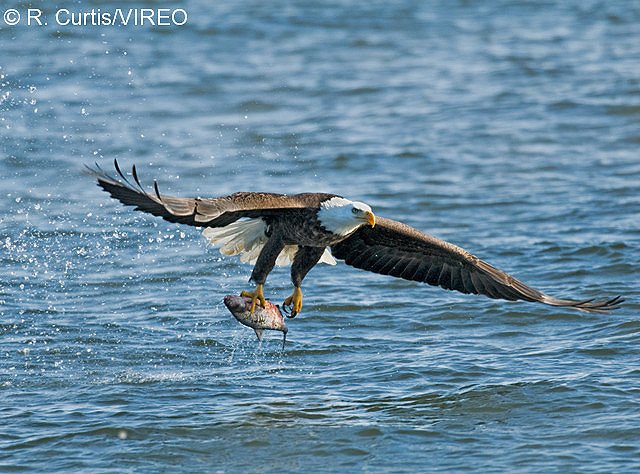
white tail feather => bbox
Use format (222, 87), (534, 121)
(318, 248), (337, 265)
(202, 218), (336, 266)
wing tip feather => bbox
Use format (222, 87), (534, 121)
(541, 294), (624, 313)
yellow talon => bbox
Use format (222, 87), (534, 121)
(240, 284), (267, 314)
(283, 286), (303, 317)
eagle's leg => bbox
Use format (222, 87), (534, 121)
(285, 246), (326, 318)
(241, 284), (267, 314)
(283, 287), (303, 316)
(242, 230), (285, 313)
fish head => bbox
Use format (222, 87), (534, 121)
(223, 294), (246, 313)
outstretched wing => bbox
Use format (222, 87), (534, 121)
(87, 159), (336, 227)
(331, 217), (622, 313)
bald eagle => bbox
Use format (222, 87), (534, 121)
(89, 160), (622, 317)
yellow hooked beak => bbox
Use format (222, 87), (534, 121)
(365, 210), (376, 228)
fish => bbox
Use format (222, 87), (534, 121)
(223, 295), (288, 349)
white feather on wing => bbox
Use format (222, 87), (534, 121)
(202, 218), (336, 266)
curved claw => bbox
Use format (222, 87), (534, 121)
(240, 284), (266, 314)
(283, 287), (303, 318)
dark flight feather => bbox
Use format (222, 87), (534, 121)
(331, 217), (623, 313)
(87, 159), (336, 227)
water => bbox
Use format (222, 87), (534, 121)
(1, 1), (639, 472)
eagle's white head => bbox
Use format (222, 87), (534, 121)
(317, 197), (376, 237)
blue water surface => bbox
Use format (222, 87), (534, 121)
(1, 1), (639, 472)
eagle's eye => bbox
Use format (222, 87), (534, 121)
(352, 207), (360, 215)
